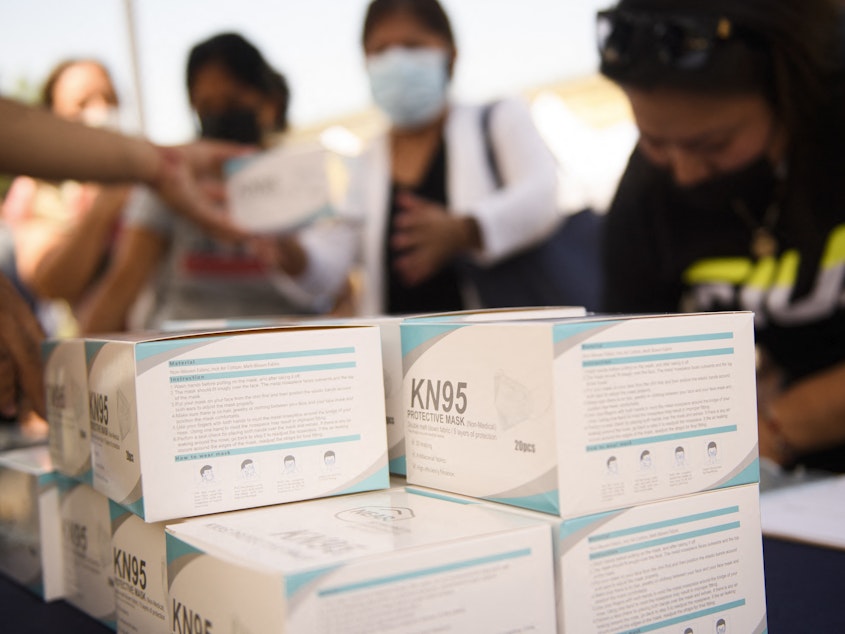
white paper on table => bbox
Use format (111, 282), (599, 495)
(760, 474), (845, 549)
(226, 144), (333, 233)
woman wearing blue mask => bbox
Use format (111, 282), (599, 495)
(598, 0), (845, 478)
(301, 0), (559, 316)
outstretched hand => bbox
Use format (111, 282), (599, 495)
(150, 141), (255, 244)
(0, 275), (45, 420)
(390, 191), (480, 287)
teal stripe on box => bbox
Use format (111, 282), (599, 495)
(553, 320), (620, 344)
(167, 347), (355, 367)
(583, 347), (734, 367)
(582, 331), (733, 349)
(388, 455), (406, 475)
(108, 499), (129, 523)
(166, 532), (206, 565)
(317, 548), (531, 597)
(400, 323), (463, 357)
(174, 434), (362, 462)
(559, 509), (620, 541)
(84, 340), (108, 367)
(336, 466), (390, 496)
(586, 425), (737, 452)
(615, 599), (746, 634)
(406, 487), (477, 505)
(136, 337), (227, 362)
(718, 459), (760, 488)
(588, 506), (739, 542)
(124, 496), (145, 518)
(169, 361), (355, 382)
(487, 490), (559, 515)
(590, 521), (741, 560)
(286, 564), (342, 598)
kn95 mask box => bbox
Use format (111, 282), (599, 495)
(109, 499), (182, 634)
(43, 337), (93, 484)
(0, 446), (64, 601)
(164, 487), (557, 634)
(85, 325), (389, 522)
(401, 311), (759, 519)
(407, 482), (767, 634)
(225, 143), (337, 234)
(59, 477), (116, 629)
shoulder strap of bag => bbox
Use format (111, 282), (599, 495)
(480, 101), (503, 188)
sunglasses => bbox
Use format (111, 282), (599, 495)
(597, 9), (734, 70)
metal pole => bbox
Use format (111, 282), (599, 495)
(123, 0), (146, 135)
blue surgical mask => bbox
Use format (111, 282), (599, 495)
(366, 46), (450, 129)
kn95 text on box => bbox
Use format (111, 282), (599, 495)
(164, 487), (557, 634)
(85, 325), (389, 522)
(401, 311), (759, 518)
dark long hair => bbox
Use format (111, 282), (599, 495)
(362, 0), (455, 49)
(186, 32), (289, 132)
(600, 0), (844, 237)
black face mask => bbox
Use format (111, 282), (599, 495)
(199, 108), (262, 144)
(673, 154), (778, 216)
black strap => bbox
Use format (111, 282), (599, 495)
(480, 102), (503, 188)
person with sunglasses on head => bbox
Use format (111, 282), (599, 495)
(597, 0), (845, 481)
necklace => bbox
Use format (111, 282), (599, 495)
(731, 199), (781, 259)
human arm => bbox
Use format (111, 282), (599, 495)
(758, 361), (845, 467)
(390, 191), (481, 286)
(0, 97), (248, 242)
(76, 224), (167, 334)
(13, 185), (130, 303)
(458, 97), (559, 263)
(248, 217), (360, 312)
(0, 273), (45, 419)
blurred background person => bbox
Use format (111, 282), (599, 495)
(78, 32), (323, 332)
(1, 59), (130, 335)
(0, 93), (249, 435)
(264, 0), (560, 316)
(598, 0), (845, 480)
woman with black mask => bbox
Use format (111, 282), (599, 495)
(78, 33), (319, 332)
(598, 0), (845, 481)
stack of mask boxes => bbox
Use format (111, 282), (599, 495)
(41, 335), (118, 625)
(23, 317), (565, 634)
(399, 310), (768, 633)
(2, 308), (768, 633)
(0, 445), (64, 602)
(31, 324), (394, 632)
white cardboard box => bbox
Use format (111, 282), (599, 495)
(407, 482), (767, 633)
(0, 446), (64, 600)
(59, 477), (116, 629)
(401, 311), (759, 518)
(85, 325), (389, 522)
(165, 487), (558, 634)
(394, 307), (587, 476)
(314, 315), (407, 474)
(43, 337), (93, 483)
(226, 144), (335, 234)
(109, 500), (173, 633)
(558, 483), (767, 633)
